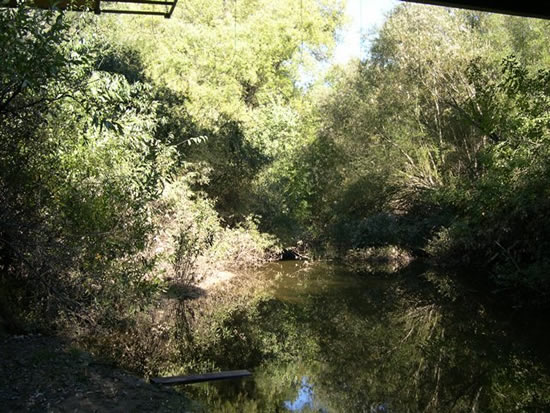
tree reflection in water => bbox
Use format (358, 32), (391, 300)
(284, 377), (318, 411)
(184, 262), (550, 412)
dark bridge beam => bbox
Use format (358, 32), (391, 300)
(2, 0), (179, 18)
(400, 1), (550, 20)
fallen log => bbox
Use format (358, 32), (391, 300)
(150, 370), (252, 385)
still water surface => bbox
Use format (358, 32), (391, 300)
(185, 261), (550, 412)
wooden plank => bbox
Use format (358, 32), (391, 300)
(150, 370), (252, 385)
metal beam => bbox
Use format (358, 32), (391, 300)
(99, 8), (168, 16)
(101, 0), (174, 6)
(1, 0), (179, 18)
(164, 0), (177, 18)
(400, 1), (550, 20)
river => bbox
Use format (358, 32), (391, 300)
(182, 261), (550, 412)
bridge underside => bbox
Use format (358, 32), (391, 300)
(401, 1), (550, 20)
(2, 0), (548, 20)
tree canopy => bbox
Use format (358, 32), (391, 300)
(1, 2), (550, 405)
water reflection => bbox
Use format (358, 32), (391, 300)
(284, 377), (319, 411)
(184, 262), (550, 412)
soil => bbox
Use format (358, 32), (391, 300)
(198, 270), (236, 290)
(0, 333), (197, 412)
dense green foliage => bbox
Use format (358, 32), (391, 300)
(2, 0), (550, 391)
(293, 5), (550, 306)
(0, 7), (177, 333)
(0, 0), (342, 366)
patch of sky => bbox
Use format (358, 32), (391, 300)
(296, 0), (399, 89)
(283, 376), (327, 412)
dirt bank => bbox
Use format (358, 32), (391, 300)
(0, 333), (196, 412)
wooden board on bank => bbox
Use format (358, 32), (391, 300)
(150, 370), (252, 385)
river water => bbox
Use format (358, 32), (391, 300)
(184, 261), (550, 412)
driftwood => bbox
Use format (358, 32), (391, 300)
(150, 370), (252, 385)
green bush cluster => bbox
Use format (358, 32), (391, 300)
(4, 0), (550, 382)
(303, 5), (550, 307)
(0, 5), (281, 354)
(0, 7), (163, 331)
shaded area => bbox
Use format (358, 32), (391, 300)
(0, 334), (194, 412)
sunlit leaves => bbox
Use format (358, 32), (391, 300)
(98, 0), (344, 128)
